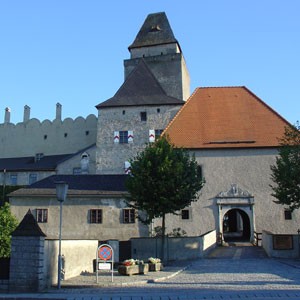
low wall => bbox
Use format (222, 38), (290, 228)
(44, 239), (98, 287)
(131, 230), (216, 261)
(0, 280), (9, 291)
(262, 231), (299, 258)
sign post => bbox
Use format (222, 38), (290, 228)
(96, 244), (114, 283)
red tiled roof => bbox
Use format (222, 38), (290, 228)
(163, 86), (291, 149)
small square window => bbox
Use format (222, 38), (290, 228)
(155, 129), (163, 140)
(44, 134), (47, 140)
(284, 210), (292, 220)
(10, 174), (17, 185)
(73, 168), (81, 175)
(90, 209), (102, 224)
(140, 112), (147, 121)
(29, 173), (37, 185)
(36, 209), (48, 223)
(123, 209), (135, 223)
(182, 209), (190, 220)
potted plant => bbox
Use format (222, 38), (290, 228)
(148, 257), (163, 271)
(118, 259), (149, 276)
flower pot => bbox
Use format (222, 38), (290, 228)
(149, 262), (163, 272)
(118, 263), (149, 276)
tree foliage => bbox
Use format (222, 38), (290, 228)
(125, 136), (204, 259)
(270, 122), (300, 211)
(0, 202), (18, 257)
(126, 136), (204, 223)
(0, 185), (24, 206)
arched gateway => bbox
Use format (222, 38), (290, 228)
(216, 184), (255, 244)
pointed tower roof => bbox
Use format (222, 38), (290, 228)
(96, 59), (184, 108)
(128, 12), (180, 50)
(12, 209), (46, 237)
(164, 87), (291, 149)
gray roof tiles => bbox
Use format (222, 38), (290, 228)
(128, 12), (178, 49)
(96, 59), (184, 108)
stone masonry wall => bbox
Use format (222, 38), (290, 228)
(96, 105), (182, 174)
(124, 53), (190, 101)
(9, 236), (46, 292)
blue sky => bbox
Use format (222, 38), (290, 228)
(0, 0), (299, 124)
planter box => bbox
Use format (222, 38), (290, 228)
(118, 263), (149, 276)
(149, 262), (163, 272)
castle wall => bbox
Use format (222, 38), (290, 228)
(0, 114), (97, 158)
(153, 148), (300, 237)
(96, 105), (182, 174)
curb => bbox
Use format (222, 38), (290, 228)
(59, 265), (190, 288)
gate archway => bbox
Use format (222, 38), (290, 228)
(216, 184), (255, 244)
(223, 208), (251, 242)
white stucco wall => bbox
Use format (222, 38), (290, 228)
(0, 115), (97, 158)
(154, 148), (300, 240)
(10, 195), (148, 241)
(44, 239), (98, 286)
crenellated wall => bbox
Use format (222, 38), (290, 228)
(0, 114), (97, 158)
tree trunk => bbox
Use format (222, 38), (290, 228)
(161, 213), (166, 262)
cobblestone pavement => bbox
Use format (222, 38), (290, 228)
(2, 246), (300, 299)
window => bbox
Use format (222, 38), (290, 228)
(181, 209), (190, 220)
(115, 131), (133, 143)
(10, 174), (17, 185)
(44, 134), (47, 140)
(149, 129), (164, 142)
(197, 165), (203, 179)
(123, 209), (135, 223)
(29, 173), (37, 185)
(284, 210), (292, 220)
(36, 209), (48, 223)
(73, 168), (81, 175)
(140, 112), (147, 121)
(155, 129), (163, 140)
(119, 131), (128, 144)
(90, 209), (103, 224)
(35, 153), (44, 161)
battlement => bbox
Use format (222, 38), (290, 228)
(0, 104), (97, 158)
(2, 103), (66, 125)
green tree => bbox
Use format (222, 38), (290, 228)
(270, 122), (300, 211)
(0, 203), (18, 257)
(125, 136), (204, 260)
(0, 185), (24, 206)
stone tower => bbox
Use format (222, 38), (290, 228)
(124, 12), (190, 101)
(95, 12), (188, 174)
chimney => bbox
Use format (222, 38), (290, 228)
(56, 103), (62, 120)
(23, 105), (31, 122)
(4, 107), (11, 123)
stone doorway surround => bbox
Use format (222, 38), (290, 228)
(216, 184), (255, 244)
